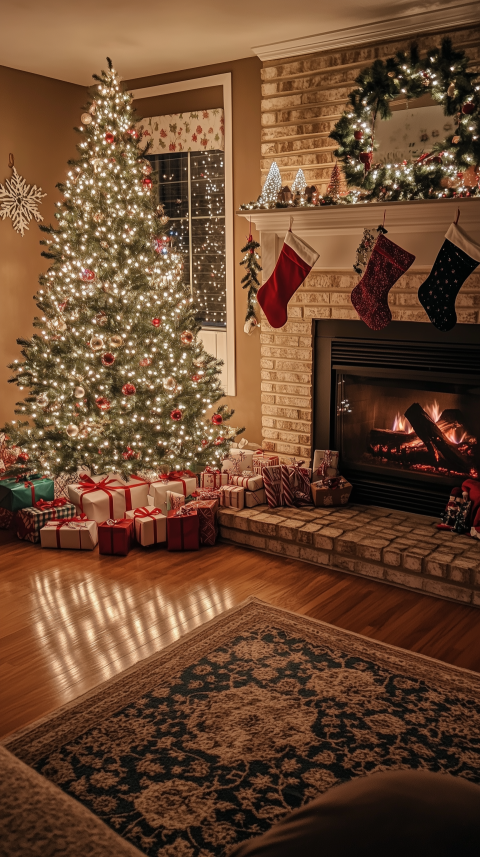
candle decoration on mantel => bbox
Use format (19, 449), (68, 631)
(2, 57), (243, 480)
(241, 37), (480, 210)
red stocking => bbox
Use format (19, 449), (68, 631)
(351, 233), (415, 330)
(257, 229), (319, 328)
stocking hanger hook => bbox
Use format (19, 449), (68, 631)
(8, 153), (14, 169)
(289, 216), (294, 232)
(455, 208), (460, 225)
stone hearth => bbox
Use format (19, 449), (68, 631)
(219, 503), (480, 607)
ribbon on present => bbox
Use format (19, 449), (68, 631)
(34, 497), (69, 512)
(12, 474), (47, 504)
(288, 458), (311, 505)
(77, 474), (149, 515)
(174, 505), (197, 517)
(133, 506), (164, 544)
(232, 451), (246, 475)
(201, 467), (224, 489)
(315, 450), (334, 482)
(45, 514), (88, 548)
(166, 469), (196, 494)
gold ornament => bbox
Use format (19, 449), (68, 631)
(464, 165), (479, 188)
(387, 71), (396, 78)
(36, 393), (48, 408)
(452, 135), (461, 144)
(180, 330), (194, 345)
(163, 376), (177, 391)
(89, 103), (97, 115)
(160, 215), (169, 225)
(74, 386), (85, 398)
(110, 334), (123, 348)
(90, 336), (104, 351)
(81, 113), (93, 125)
(66, 424), (79, 438)
(447, 82), (455, 97)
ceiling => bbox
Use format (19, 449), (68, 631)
(0, 0), (468, 85)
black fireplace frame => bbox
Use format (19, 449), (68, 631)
(313, 320), (480, 516)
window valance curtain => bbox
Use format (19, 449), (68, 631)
(136, 109), (224, 153)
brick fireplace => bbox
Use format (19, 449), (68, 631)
(232, 200), (480, 606)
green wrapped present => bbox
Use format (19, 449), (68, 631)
(0, 474), (54, 512)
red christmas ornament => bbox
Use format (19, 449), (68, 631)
(359, 152), (373, 171)
(151, 318), (161, 327)
(180, 330), (193, 345)
(105, 132), (115, 144)
(81, 268), (96, 282)
(122, 383), (136, 396)
(153, 236), (169, 253)
(191, 374), (201, 382)
(122, 446), (139, 460)
(462, 103), (475, 115)
(127, 128), (139, 139)
(354, 130), (363, 140)
(201, 439), (209, 447)
(214, 436), (225, 446)
(142, 177), (152, 189)
(170, 409), (183, 421)
(139, 357), (152, 367)
(211, 413), (223, 425)
(17, 452), (29, 463)
(101, 352), (115, 367)
(95, 397), (111, 411)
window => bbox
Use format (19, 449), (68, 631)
(147, 150), (226, 328)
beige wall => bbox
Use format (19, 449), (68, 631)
(0, 65), (85, 425)
(126, 57), (263, 444)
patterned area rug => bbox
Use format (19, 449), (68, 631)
(4, 597), (480, 857)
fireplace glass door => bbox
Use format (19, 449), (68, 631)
(336, 372), (480, 487)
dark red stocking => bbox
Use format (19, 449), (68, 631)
(351, 233), (415, 330)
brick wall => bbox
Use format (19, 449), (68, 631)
(261, 26), (480, 193)
(260, 267), (480, 462)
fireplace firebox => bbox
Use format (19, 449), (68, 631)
(313, 321), (480, 516)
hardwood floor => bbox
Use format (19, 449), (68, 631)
(1, 528), (480, 741)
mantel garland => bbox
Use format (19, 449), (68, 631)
(330, 38), (480, 203)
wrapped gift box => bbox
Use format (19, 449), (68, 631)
(16, 499), (76, 544)
(311, 477), (352, 507)
(126, 506), (167, 547)
(53, 467), (90, 500)
(228, 472), (264, 491)
(148, 473), (197, 514)
(221, 449), (254, 476)
(252, 451), (280, 475)
(167, 490), (185, 511)
(200, 468), (228, 489)
(220, 485), (245, 510)
(262, 465), (285, 508)
(0, 474), (54, 512)
(0, 507), (14, 530)
(245, 488), (267, 508)
(40, 516), (98, 550)
(167, 508), (200, 551)
(287, 461), (312, 505)
(98, 518), (135, 556)
(185, 499), (218, 545)
(312, 450), (339, 480)
(191, 488), (224, 503)
(67, 473), (149, 523)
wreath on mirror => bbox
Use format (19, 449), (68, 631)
(330, 38), (480, 203)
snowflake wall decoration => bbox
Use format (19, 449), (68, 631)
(0, 166), (46, 237)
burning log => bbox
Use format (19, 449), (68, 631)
(404, 403), (470, 473)
(368, 428), (417, 448)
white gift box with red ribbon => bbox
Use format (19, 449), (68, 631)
(126, 506), (167, 547)
(148, 473), (197, 515)
(40, 515), (98, 550)
(228, 472), (264, 491)
(252, 450), (280, 474)
(220, 485), (245, 509)
(221, 449), (254, 475)
(312, 450), (339, 480)
(67, 473), (150, 523)
(200, 467), (229, 489)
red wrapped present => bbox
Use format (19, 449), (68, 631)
(98, 518), (135, 556)
(263, 464), (285, 508)
(0, 506), (14, 530)
(167, 507), (199, 551)
(252, 450), (280, 475)
(287, 458), (312, 505)
(185, 499), (218, 545)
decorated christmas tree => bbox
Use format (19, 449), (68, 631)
(3, 59), (239, 479)
(291, 168), (307, 196)
(259, 161), (282, 205)
(326, 162), (342, 201)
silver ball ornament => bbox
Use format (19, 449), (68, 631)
(74, 386), (85, 398)
(66, 424), (79, 438)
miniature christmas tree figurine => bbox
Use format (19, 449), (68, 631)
(4, 58), (240, 478)
(291, 168), (307, 197)
(259, 161), (282, 205)
(240, 229), (262, 332)
(326, 161), (342, 201)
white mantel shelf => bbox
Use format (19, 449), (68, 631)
(237, 198), (480, 275)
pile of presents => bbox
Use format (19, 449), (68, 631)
(0, 443), (351, 555)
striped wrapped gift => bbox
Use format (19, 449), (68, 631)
(16, 499), (77, 543)
(219, 485), (245, 510)
(228, 472), (263, 491)
(252, 451), (280, 475)
(263, 465), (288, 508)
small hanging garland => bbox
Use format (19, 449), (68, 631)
(330, 38), (480, 203)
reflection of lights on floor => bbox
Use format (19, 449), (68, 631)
(31, 571), (234, 690)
